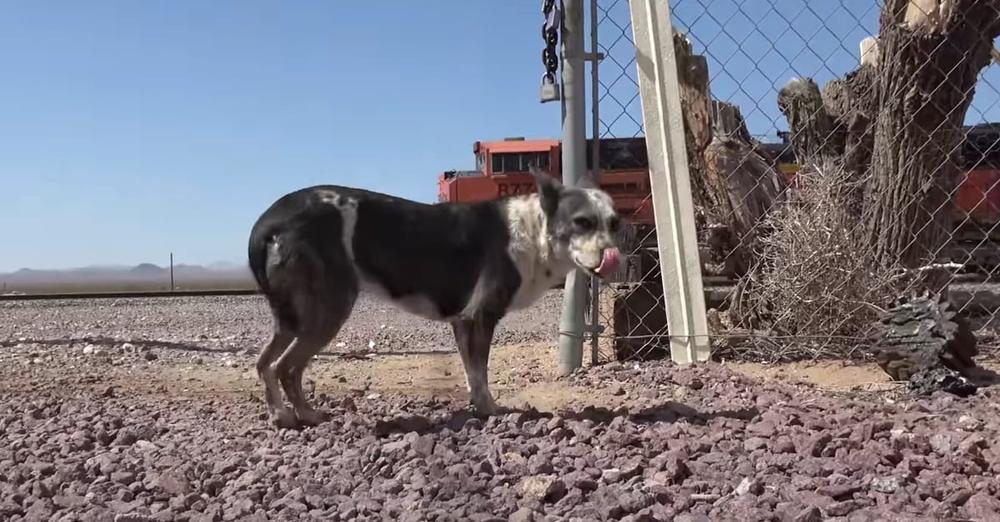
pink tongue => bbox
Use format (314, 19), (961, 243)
(596, 247), (621, 278)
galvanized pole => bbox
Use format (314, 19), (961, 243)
(588, 0), (602, 366)
(169, 253), (175, 292)
(558, 0), (588, 376)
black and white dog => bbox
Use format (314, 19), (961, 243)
(247, 166), (621, 429)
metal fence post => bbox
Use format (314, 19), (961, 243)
(588, 0), (602, 366)
(628, 0), (711, 364)
(558, 0), (589, 376)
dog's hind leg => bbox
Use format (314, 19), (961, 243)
(256, 201), (358, 428)
(274, 334), (336, 426)
(256, 331), (297, 428)
(272, 281), (357, 427)
(451, 315), (500, 415)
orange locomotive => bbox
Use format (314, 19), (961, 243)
(761, 124), (1000, 227)
(440, 126), (1000, 246)
(438, 137), (655, 225)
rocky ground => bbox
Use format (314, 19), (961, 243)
(1, 293), (564, 356)
(3, 293), (1000, 521)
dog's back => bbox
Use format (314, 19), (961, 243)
(249, 185), (524, 329)
(247, 172), (621, 428)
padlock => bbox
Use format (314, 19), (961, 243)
(540, 73), (560, 103)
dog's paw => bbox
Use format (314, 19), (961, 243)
(270, 409), (301, 430)
(471, 396), (500, 416)
(295, 407), (330, 427)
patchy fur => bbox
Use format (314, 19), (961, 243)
(247, 167), (620, 429)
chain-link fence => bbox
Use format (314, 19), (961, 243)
(589, 0), (1000, 368)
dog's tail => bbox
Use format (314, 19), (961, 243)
(247, 224), (272, 293)
(247, 226), (300, 333)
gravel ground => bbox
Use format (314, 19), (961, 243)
(3, 293), (1000, 521)
(1, 291), (565, 355)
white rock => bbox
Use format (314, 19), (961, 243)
(736, 477), (759, 495)
(518, 474), (562, 501)
(133, 440), (157, 451)
(890, 428), (911, 441)
(930, 433), (953, 454)
(959, 415), (983, 432)
(870, 476), (902, 494)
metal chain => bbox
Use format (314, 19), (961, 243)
(542, 0), (560, 87)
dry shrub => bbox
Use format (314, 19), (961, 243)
(731, 162), (901, 359)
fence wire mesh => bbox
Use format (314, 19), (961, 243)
(590, 0), (1000, 368)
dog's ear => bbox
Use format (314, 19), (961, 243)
(529, 164), (563, 216)
(576, 170), (599, 189)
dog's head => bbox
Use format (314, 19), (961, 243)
(530, 165), (622, 279)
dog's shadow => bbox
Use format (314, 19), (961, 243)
(372, 401), (760, 437)
(965, 366), (1000, 387)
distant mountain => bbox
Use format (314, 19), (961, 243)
(0, 262), (253, 287)
(131, 263), (165, 275)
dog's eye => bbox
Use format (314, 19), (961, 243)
(573, 216), (596, 231)
(609, 217), (620, 232)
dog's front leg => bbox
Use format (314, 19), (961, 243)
(451, 316), (499, 415)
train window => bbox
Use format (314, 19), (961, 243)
(584, 138), (649, 171)
(492, 152), (551, 173)
(503, 153), (521, 172)
(523, 152), (549, 170)
(963, 125), (1000, 169)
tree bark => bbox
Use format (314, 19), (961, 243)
(774, 0), (1000, 284)
(674, 32), (786, 278)
(871, 292), (982, 396)
(673, 31), (714, 227)
(776, 78), (844, 168)
(703, 103), (787, 276)
(864, 0), (1000, 272)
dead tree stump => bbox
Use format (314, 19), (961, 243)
(736, 1), (1000, 340)
(870, 292), (979, 396)
(703, 102), (787, 277)
(775, 1), (1000, 275)
(674, 32), (786, 279)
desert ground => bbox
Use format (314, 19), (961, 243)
(3, 291), (1000, 521)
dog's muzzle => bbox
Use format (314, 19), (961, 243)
(593, 247), (621, 278)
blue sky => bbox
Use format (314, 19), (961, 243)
(2, 1), (998, 272)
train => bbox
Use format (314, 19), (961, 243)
(438, 137), (655, 224)
(438, 125), (1000, 271)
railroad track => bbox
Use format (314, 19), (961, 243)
(0, 289), (259, 301)
(0, 273), (993, 310)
